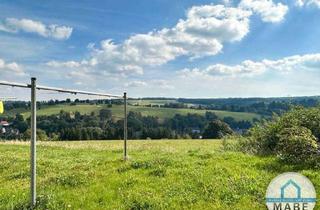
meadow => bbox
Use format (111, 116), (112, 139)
(128, 99), (177, 106)
(9, 104), (261, 121)
(0, 140), (319, 210)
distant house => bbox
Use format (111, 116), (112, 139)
(1, 121), (9, 126)
(191, 128), (202, 139)
(191, 129), (201, 134)
(0, 121), (10, 134)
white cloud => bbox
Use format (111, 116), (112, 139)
(295, 0), (320, 7)
(48, 4), (252, 77)
(125, 80), (174, 90)
(0, 18), (73, 40)
(0, 58), (25, 76)
(179, 53), (320, 78)
(46, 2), (289, 78)
(240, 0), (288, 23)
(167, 53), (320, 98)
(174, 4), (251, 43)
(46, 60), (95, 68)
(47, 24), (73, 40)
(263, 54), (320, 71)
(151, 80), (175, 90)
(125, 81), (147, 88)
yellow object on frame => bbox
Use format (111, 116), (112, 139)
(0, 101), (3, 114)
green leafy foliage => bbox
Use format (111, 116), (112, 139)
(276, 126), (318, 164)
(203, 120), (233, 139)
(239, 107), (320, 164)
(2, 108), (253, 140)
(23, 128), (48, 141)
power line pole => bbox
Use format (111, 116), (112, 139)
(30, 77), (37, 207)
(124, 92), (128, 160)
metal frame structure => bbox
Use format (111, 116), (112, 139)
(0, 78), (128, 207)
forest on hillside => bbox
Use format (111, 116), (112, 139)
(178, 96), (320, 115)
(0, 109), (250, 140)
(2, 96), (320, 141)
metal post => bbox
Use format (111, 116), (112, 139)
(30, 77), (37, 207)
(123, 92), (128, 160)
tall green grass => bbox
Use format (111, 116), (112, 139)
(0, 140), (318, 210)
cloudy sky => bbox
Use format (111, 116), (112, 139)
(1, 0), (320, 99)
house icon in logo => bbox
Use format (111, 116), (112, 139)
(280, 179), (301, 199)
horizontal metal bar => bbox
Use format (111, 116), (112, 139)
(36, 85), (122, 98)
(0, 81), (29, 88)
(0, 80), (122, 98)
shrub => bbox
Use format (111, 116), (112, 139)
(23, 128), (49, 141)
(276, 126), (318, 164)
(236, 106), (320, 164)
(246, 118), (282, 155)
(202, 120), (233, 139)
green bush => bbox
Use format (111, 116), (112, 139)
(276, 126), (318, 164)
(237, 106), (320, 164)
(23, 128), (49, 141)
(203, 120), (233, 139)
(247, 119), (282, 155)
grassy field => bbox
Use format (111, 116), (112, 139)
(10, 104), (261, 121)
(0, 140), (319, 210)
(128, 99), (177, 106)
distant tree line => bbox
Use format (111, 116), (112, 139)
(0, 109), (253, 141)
(178, 97), (320, 116)
(3, 98), (123, 111)
(5, 96), (320, 116)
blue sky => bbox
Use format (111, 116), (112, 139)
(1, 0), (320, 99)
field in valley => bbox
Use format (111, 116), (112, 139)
(6, 104), (261, 121)
(0, 140), (319, 210)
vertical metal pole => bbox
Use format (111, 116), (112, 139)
(30, 77), (37, 207)
(124, 92), (128, 160)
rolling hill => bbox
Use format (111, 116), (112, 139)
(6, 104), (261, 121)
